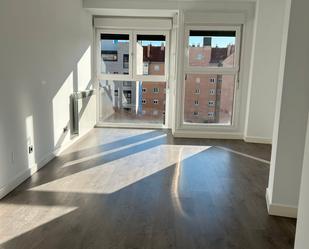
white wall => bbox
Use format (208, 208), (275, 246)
(0, 0), (95, 198)
(244, 0), (291, 143)
(266, 0), (309, 217)
(295, 116), (309, 248)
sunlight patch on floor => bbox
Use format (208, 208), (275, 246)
(28, 145), (210, 195)
(0, 204), (77, 244)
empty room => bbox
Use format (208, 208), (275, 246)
(0, 0), (308, 248)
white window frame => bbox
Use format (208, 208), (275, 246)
(153, 87), (160, 93)
(195, 88), (200, 94)
(97, 29), (133, 81)
(208, 112), (215, 118)
(97, 30), (169, 83)
(209, 78), (216, 83)
(182, 25), (242, 127)
(95, 25), (172, 129)
(209, 89), (216, 95)
(133, 30), (169, 82)
(184, 25), (241, 75)
(208, 101), (215, 107)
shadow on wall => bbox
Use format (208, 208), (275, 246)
(29, 45), (95, 174)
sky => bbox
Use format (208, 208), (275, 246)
(189, 36), (235, 48)
(105, 36), (235, 48)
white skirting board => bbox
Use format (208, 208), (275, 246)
(244, 136), (272, 144)
(173, 130), (243, 140)
(266, 188), (298, 218)
(0, 128), (93, 200)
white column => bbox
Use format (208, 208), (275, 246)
(266, 0), (309, 218)
(295, 116), (309, 248)
(244, 0), (291, 143)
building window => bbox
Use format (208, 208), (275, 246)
(193, 111), (199, 116)
(142, 99), (147, 104)
(195, 89), (200, 94)
(142, 88), (147, 93)
(114, 90), (118, 96)
(209, 89), (216, 95)
(208, 101), (215, 107)
(209, 78), (216, 83)
(208, 112), (214, 118)
(123, 81), (132, 87)
(194, 100), (199, 106)
(217, 89), (221, 95)
(153, 87), (159, 93)
(101, 50), (118, 61)
(123, 54), (129, 69)
(153, 99), (159, 104)
(154, 65), (160, 71)
(196, 77), (201, 83)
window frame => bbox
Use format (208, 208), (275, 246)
(133, 30), (170, 82)
(182, 25), (242, 127)
(184, 25), (241, 75)
(97, 29), (133, 81)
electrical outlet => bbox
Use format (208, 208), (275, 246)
(63, 126), (68, 133)
(28, 145), (34, 154)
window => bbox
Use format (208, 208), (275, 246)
(193, 111), (199, 116)
(100, 33), (130, 75)
(194, 100), (199, 106)
(184, 26), (240, 126)
(209, 89), (216, 95)
(123, 81), (132, 87)
(153, 99), (159, 104)
(208, 101), (215, 107)
(188, 29), (237, 68)
(136, 34), (166, 76)
(185, 74), (236, 124)
(97, 28), (169, 126)
(102, 51), (118, 61)
(153, 87), (159, 93)
(123, 54), (129, 69)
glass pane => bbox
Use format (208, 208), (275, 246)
(136, 35), (166, 76)
(184, 74), (235, 125)
(99, 80), (166, 124)
(100, 33), (130, 75)
(188, 30), (236, 68)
